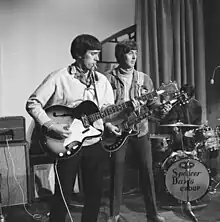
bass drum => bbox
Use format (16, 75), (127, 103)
(165, 157), (210, 202)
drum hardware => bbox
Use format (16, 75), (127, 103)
(159, 155), (210, 221)
(159, 123), (211, 221)
(160, 122), (201, 128)
(209, 177), (220, 195)
(161, 152), (211, 201)
(183, 158), (198, 222)
(184, 130), (195, 138)
(182, 201), (198, 222)
(150, 134), (171, 152)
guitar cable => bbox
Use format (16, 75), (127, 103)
(5, 139), (49, 221)
(54, 160), (74, 222)
(4, 138), (75, 221)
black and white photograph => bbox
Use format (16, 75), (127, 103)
(0, 0), (220, 221)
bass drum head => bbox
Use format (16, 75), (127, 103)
(165, 158), (210, 202)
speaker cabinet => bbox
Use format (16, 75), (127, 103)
(0, 142), (31, 206)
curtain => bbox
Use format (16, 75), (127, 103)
(136, 0), (206, 122)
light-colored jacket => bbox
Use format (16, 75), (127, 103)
(26, 65), (114, 146)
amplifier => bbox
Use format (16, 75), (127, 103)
(0, 142), (31, 206)
(0, 116), (26, 143)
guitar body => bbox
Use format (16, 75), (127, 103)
(102, 129), (139, 152)
(102, 105), (149, 153)
(34, 101), (103, 159)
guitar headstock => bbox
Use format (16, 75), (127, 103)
(157, 81), (179, 96)
(173, 91), (190, 105)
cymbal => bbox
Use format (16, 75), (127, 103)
(160, 122), (200, 127)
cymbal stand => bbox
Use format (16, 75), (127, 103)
(175, 126), (198, 221)
(178, 126), (185, 152)
(182, 159), (198, 222)
(179, 127), (198, 222)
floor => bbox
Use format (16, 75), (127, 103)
(3, 148), (220, 222)
(2, 187), (220, 222)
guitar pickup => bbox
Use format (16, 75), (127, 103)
(82, 128), (90, 134)
(66, 141), (80, 150)
(81, 114), (90, 128)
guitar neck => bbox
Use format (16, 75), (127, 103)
(87, 90), (159, 123)
(123, 93), (187, 129)
(86, 85), (171, 124)
(123, 91), (158, 127)
(136, 90), (158, 101)
(88, 101), (133, 123)
(123, 108), (151, 130)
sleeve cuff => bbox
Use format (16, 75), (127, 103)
(43, 120), (54, 128)
(41, 120), (55, 134)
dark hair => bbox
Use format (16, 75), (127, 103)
(180, 84), (195, 98)
(115, 39), (138, 63)
(70, 34), (102, 59)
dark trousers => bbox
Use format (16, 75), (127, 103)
(49, 141), (105, 222)
(111, 134), (157, 218)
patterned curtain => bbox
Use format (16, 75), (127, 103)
(135, 0), (206, 122)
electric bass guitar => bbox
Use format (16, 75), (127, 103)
(32, 81), (178, 159)
(102, 91), (189, 153)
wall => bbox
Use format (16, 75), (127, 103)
(0, 0), (135, 129)
(204, 0), (220, 128)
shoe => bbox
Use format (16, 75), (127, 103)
(107, 215), (127, 222)
(147, 215), (165, 222)
(117, 215), (127, 222)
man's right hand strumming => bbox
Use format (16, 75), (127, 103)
(43, 122), (71, 138)
(105, 122), (122, 136)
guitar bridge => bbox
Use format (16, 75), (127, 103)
(81, 114), (90, 128)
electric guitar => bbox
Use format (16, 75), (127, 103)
(102, 91), (189, 153)
(32, 81), (178, 159)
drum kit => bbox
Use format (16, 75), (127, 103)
(151, 122), (220, 221)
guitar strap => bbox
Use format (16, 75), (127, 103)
(91, 70), (100, 108)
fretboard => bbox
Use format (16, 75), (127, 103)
(136, 90), (158, 101)
(88, 101), (132, 123)
(87, 89), (158, 123)
(123, 109), (151, 129)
